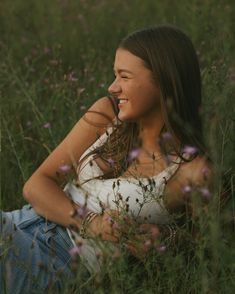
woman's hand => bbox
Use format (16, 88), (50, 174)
(88, 210), (122, 242)
(124, 223), (161, 259)
(75, 207), (162, 259)
(88, 211), (162, 258)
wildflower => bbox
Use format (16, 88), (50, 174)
(143, 239), (152, 252)
(105, 215), (113, 224)
(43, 122), (51, 129)
(107, 158), (115, 167)
(59, 164), (71, 173)
(68, 71), (78, 82)
(199, 187), (211, 201)
(76, 206), (87, 219)
(202, 166), (210, 179)
(182, 145), (198, 156)
(128, 148), (140, 161)
(161, 132), (172, 141)
(156, 245), (167, 253)
(80, 105), (86, 111)
(182, 185), (192, 193)
(69, 245), (82, 258)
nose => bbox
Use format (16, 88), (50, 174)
(108, 78), (121, 96)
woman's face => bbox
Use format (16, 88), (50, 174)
(108, 48), (161, 122)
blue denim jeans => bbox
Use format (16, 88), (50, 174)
(0, 204), (87, 293)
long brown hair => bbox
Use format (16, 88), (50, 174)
(76, 25), (206, 182)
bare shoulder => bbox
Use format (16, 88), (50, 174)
(89, 96), (116, 113)
(25, 96), (117, 183)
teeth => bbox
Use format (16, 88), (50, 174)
(119, 99), (128, 104)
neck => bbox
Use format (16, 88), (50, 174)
(137, 113), (164, 153)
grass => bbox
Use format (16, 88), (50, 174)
(1, 0), (235, 293)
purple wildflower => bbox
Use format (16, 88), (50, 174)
(107, 158), (115, 167)
(199, 187), (211, 201)
(128, 148), (140, 161)
(202, 166), (210, 179)
(69, 245), (82, 257)
(161, 132), (172, 141)
(43, 122), (51, 129)
(182, 145), (198, 156)
(76, 206), (87, 219)
(68, 71), (78, 82)
(104, 215), (113, 223)
(182, 185), (192, 193)
(156, 245), (167, 253)
(59, 164), (71, 173)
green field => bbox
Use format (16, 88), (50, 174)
(1, 0), (235, 293)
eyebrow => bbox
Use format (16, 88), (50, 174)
(113, 68), (134, 74)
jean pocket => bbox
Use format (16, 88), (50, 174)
(46, 226), (72, 265)
(16, 205), (43, 229)
(17, 211), (57, 248)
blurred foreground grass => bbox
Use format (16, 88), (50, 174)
(1, 0), (234, 293)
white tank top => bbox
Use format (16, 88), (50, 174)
(64, 120), (181, 273)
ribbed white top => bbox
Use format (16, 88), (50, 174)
(64, 120), (181, 273)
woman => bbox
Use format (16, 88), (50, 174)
(0, 25), (212, 293)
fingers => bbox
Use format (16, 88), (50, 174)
(138, 224), (160, 239)
(100, 211), (122, 242)
(124, 239), (152, 260)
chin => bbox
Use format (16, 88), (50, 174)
(118, 113), (137, 123)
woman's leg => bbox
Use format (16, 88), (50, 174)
(0, 204), (76, 294)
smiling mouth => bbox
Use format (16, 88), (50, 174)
(118, 99), (128, 105)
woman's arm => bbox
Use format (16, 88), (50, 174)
(23, 96), (115, 228)
(120, 156), (214, 259)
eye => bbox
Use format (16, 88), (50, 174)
(121, 76), (128, 79)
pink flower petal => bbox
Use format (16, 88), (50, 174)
(182, 145), (198, 156)
(76, 207), (87, 219)
(156, 245), (167, 253)
(59, 164), (71, 172)
(43, 122), (51, 129)
(128, 148), (140, 161)
(182, 185), (192, 193)
(69, 245), (82, 257)
(202, 166), (210, 178)
(107, 158), (115, 166)
(161, 132), (172, 141)
(200, 187), (211, 200)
